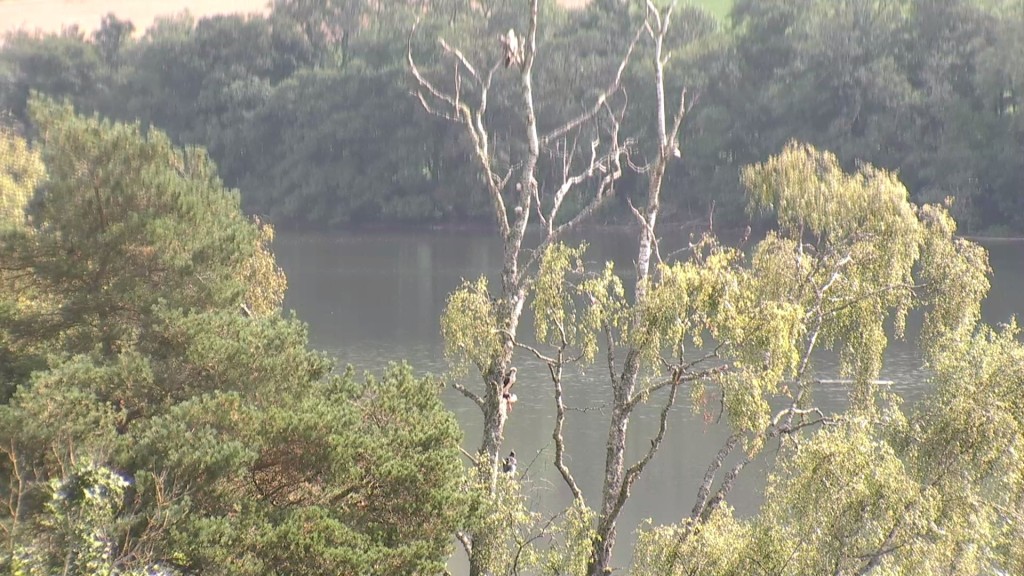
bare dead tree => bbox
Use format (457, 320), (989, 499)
(409, 0), (640, 476)
(409, 1), (641, 573)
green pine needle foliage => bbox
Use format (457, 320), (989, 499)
(0, 99), (468, 575)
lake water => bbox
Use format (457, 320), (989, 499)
(274, 231), (1022, 572)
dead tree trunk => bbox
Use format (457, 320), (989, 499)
(410, 2), (639, 574)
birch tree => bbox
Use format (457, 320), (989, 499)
(622, 144), (999, 575)
(409, 1), (645, 573)
(542, 140), (988, 574)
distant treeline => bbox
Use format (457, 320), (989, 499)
(1, 0), (1021, 234)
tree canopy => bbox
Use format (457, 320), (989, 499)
(0, 100), (468, 575)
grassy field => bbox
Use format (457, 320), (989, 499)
(0, 0), (268, 36)
(0, 0), (732, 38)
(695, 0), (732, 20)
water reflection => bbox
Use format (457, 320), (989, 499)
(275, 231), (1022, 571)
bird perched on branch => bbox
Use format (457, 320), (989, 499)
(502, 367), (517, 393)
(501, 367), (518, 414)
(499, 28), (521, 68)
(502, 450), (517, 475)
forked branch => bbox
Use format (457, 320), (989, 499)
(408, 23), (511, 239)
(540, 25), (644, 145)
(599, 376), (683, 539)
(451, 381), (486, 409)
(690, 432), (742, 521)
(552, 345), (584, 501)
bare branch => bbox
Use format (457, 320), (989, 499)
(700, 453), (752, 522)
(645, 0), (662, 39)
(540, 24), (644, 145)
(407, 21), (511, 240)
(498, 163), (518, 191)
(599, 376), (682, 538)
(627, 365), (727, 410)
(499, 329), (559, 364)
(509, 510), (566, 576)
(456, 531), (473, 558)
(532, 184), (547, 229)
(540, 105), (629, 246)
(666, 87), (697, 156)
(699, 404), (837, 522)
(408, 49), (462, 118)
(819, 282), (923, 321)
(552, 350), (584, 501)
(545, 131), (624, 236)
(459, 445), (480, 465)
(451, 381), (485, 409)
(853, 506), (911, 576)
(413, 90), (460, 122)
(603, 322), (617, 384)
(523, 0), (539, 72)
(684, 342), (727, 369)
(691, 433), (742, 520)
(795, 325), (822, 382)
(816, 254), (853, 297)
(627, 196), (664, 270)
(547, 136), (596, 227)
(439, 37), (480, 81)
(646, 0), (678, 149)
(627, 152), (654, 174)
(516, 444), (550, 480)
(547, 179), (619, 241)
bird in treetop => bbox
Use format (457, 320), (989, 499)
(500, 28), (521, 68)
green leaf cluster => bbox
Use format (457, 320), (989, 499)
(441, 277), (502, 377)
(631, 324), (1024, 575)
(530, 144), (991, 445)
(741, 143), (989, 411)
(533, 243), (596, 354)
(9, 461), (148, 576)
(462, 470), (541, 576)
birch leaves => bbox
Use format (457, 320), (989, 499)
(444, 142), (989, 435)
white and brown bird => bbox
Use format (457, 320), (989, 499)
(501, 367), (518, 414)
(499, 28), (521, 68)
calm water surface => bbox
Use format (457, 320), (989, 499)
(275, 231), (1022, 572)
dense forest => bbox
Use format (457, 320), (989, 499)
(1, 0), (1022, 233)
